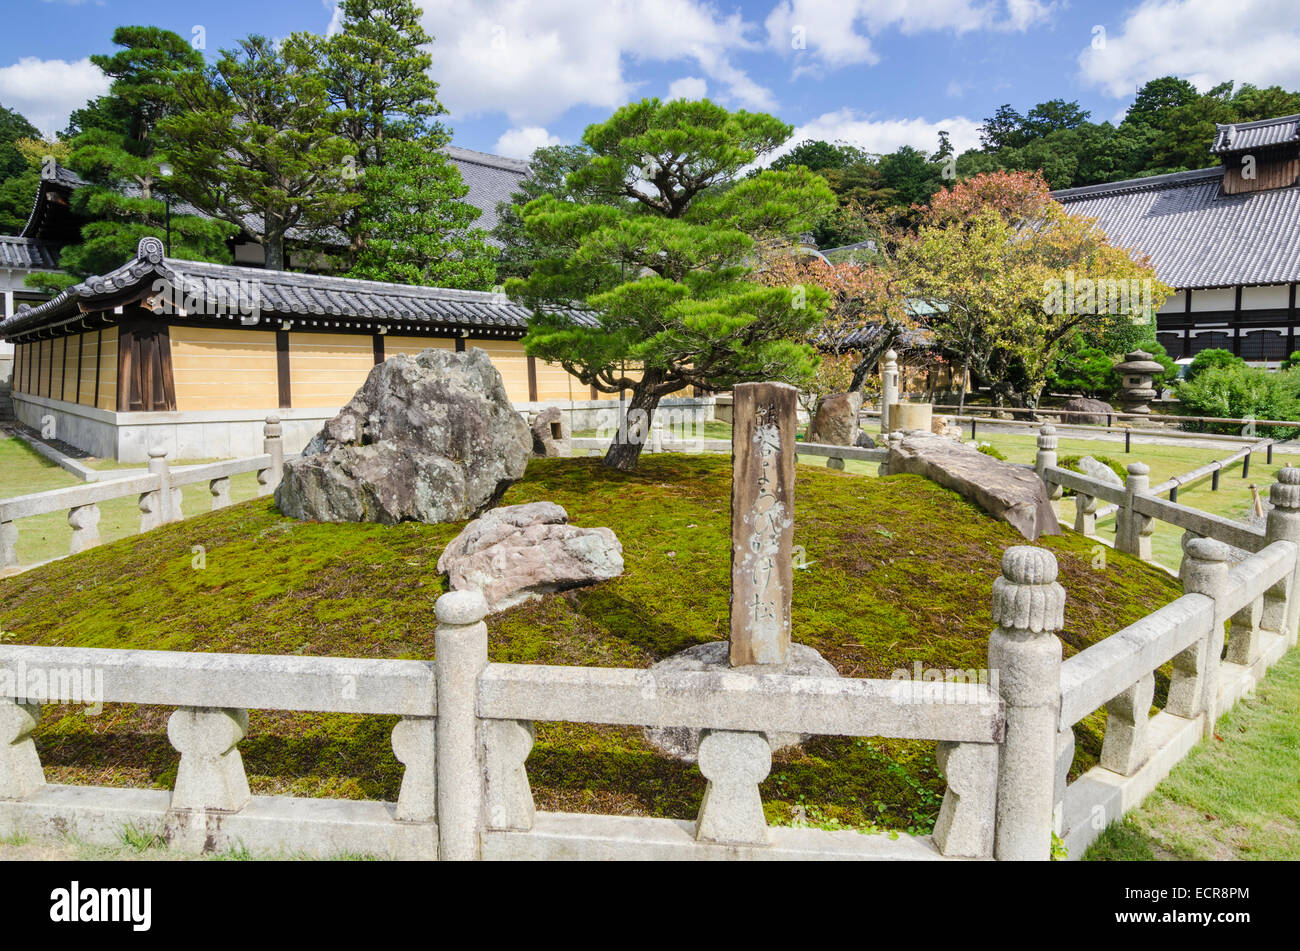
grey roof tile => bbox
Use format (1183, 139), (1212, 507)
(0, 236), (60, 270)
(1053, 166), (1300, 289)
(1212, 115), (1300, 154)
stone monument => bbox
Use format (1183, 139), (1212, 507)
(729, 381), (797, 666)
(644, 380), (838, 761)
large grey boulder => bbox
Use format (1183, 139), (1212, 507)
(807, 392), (864, 445)
(887, 431), (1061, 541)
(437, 501), (624, 612)
(276, 348), (531, 524)
(1060, 397), (1114, 426)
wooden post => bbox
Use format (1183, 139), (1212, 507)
(729, 382), (797, 667)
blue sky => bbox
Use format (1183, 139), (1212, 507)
(1, 0), (1297, 160)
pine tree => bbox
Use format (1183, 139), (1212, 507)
(160, 34), (360, 270)
(57, 27), (234, 275)
(346, 137), (496, 289)
(509, 98), (836, 471)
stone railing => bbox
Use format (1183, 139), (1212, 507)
(0, 416), (285, 572)
(1, 450), (1295, 861)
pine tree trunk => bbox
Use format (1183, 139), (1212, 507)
(265, 233), (285, 271)
(602, 374), (665, 472)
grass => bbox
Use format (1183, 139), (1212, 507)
(0, 454), (1182, 834)
(0, 437), (263, 567)
(1085, 646), (1300, 860)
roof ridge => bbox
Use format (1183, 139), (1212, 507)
(441, 145), (530, 173)
(1053, 166), (1223, 201)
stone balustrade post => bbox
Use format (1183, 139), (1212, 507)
(1035, 424), (1062, 500)
(1099, 671), (1155, 775)
(880, 349), (898, 434)
(933, 741), (997, 857)
(694, 729), (771, 846)
(209, 477), (232, 511)
(1168, 538), (1229, 736)
(1226, 599), (1263, 667)
(140, 446), (178, 529)
(167, 706), (251, 812)
(391, 717), (437, 822)
(1265, 466), (1300, 646)
(483, 719), (535, 831)
(989, 546), (1065, 861)
(0, 520), (16, 571)
(0, 698), (44, 799)
(1053, 727), (1074, 839)
(1074, 492), (1098, 536)
(878, 431), (902, 476)
(1115, 463), (1153, 560)
(259, 415), (284, 497)
(434, 590), (489, 860)
(67, 503), (101, 555)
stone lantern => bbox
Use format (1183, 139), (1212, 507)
(1114, 350), (1164, 416)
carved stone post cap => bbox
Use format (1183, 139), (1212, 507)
(1271, 465), (1300, 508)
(436, 589), (489, 626)
(1126, 462), (1150, 477)
(884, 349), (898, 361)
(265, 413), (281, 426)
(1039, 424), (1056, 435)
(148, 445), (168, 459)
(1184, 537), (1229, 563)
(992, 546), (1064, 633)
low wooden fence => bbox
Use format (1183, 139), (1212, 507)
(1, 457), (1296, 860)
(0, 416), (285, 572)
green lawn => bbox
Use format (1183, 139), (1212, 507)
(1085, 646), (1300, 860)
(0, 455), (1181, 833)
(0, 437), (262, 568)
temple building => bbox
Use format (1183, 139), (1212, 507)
(1053, 113), (1300, 364)
(0, 237), (638, 461)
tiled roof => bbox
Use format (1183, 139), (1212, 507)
(1212, 114), (1300, 154)
(0, 237), (592, 340)
(0, 235), (59, 270)
(1053, 166), (1300, 289)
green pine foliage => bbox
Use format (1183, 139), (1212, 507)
(346, 137), (496, 290)
(508, 98), (837, 470)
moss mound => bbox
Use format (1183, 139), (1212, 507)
(0, 455), (1180, 833)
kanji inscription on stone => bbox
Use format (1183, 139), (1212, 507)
(729, 381), (797, 667)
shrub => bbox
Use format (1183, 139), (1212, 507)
(1184, 348), (1245, 383)
(1280, 351), (1300, 373)
(976, 442), (1007, 461)
(1176, 364), (1300, 438)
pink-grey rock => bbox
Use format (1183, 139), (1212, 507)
(807, 391), (864, 446)
(1059, 396), (1114, 426)
(276, 348), (531, 524)
(886, 431), (1061, 541)
(437, 501), (624, 612)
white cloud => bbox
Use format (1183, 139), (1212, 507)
(666, 76), (708, 101)
(1078, 0), (1300, 98)
(765, 0), (1053, 75)
(945, 80), (966, 98)
(419, 0), (772, 124)
(0, 57), (109, 138)
(767, 108), (983, 162)
(493, 125), (561, 159)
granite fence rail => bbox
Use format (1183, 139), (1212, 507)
(0, 425), (1296, 860)
(1, 462), (1297, 860)
(0, 416), (285, 573)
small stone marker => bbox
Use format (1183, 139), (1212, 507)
(729, 382), (797, 667)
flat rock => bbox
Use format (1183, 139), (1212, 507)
(437, 501), (624, 612)
(887, 431), (1061, 541)
(642, 642), (841, 762)
(276, 348), (531, 524)
(1060, 397), (1114, 426)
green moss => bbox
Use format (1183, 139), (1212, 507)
(0, 455), (1182, 830)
